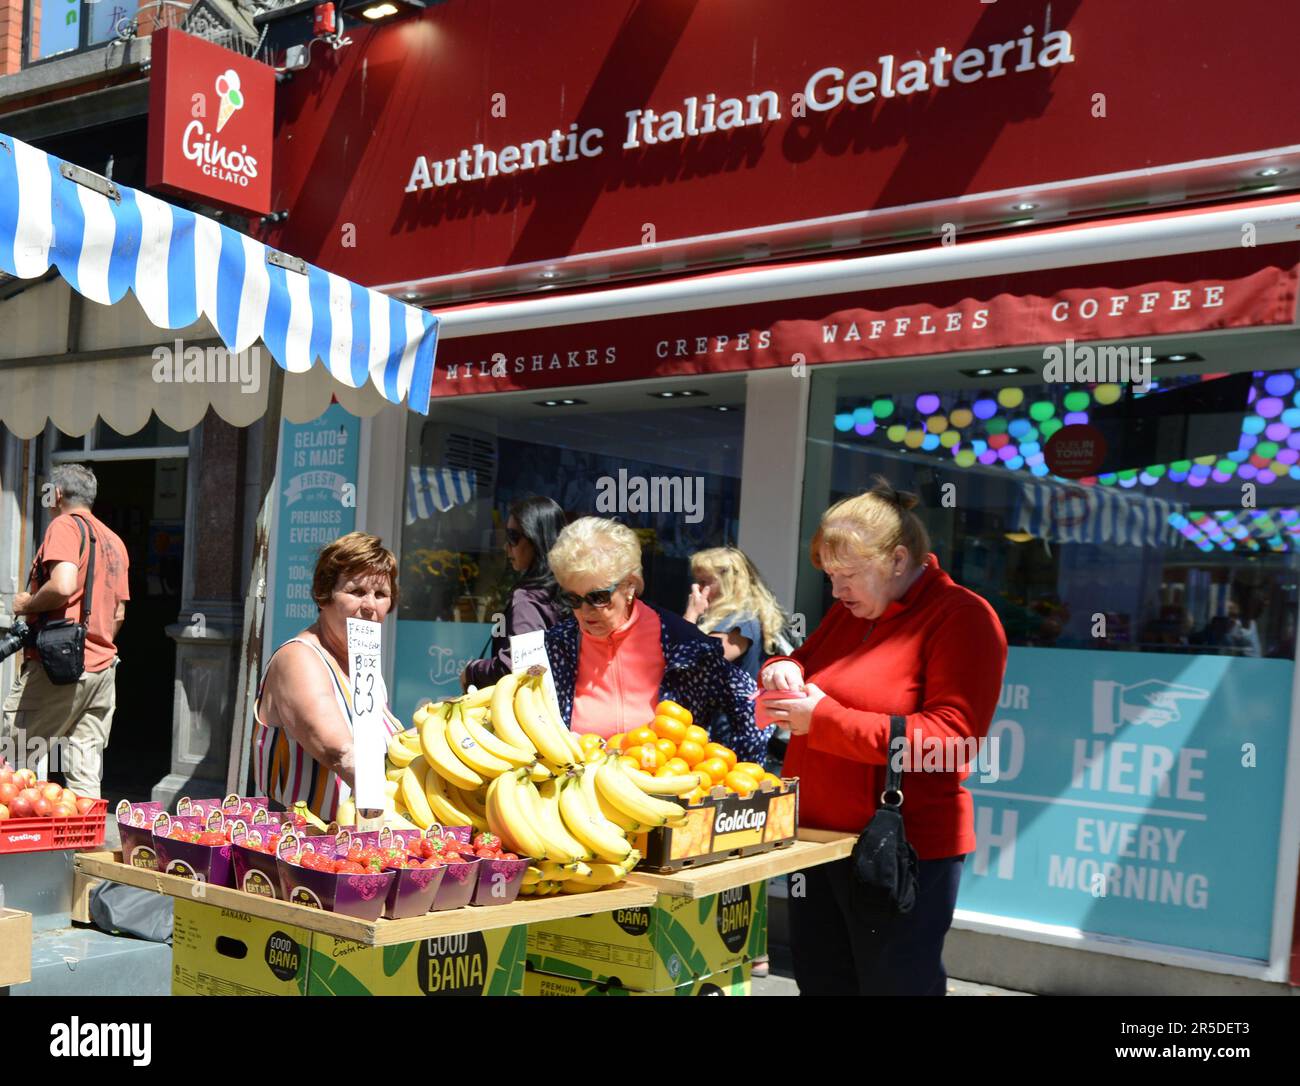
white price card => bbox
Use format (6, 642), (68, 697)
(346, 616), (386, 819)
(510, 629), (564, 722)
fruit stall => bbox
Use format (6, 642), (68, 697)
(66, 679), (853, 996)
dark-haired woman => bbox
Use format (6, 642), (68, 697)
(462, 496), (567, 690)
(761, 479), (1007, 996)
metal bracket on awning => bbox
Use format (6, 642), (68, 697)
(267, 249), (307, 275)
(59, 162), (120, 203)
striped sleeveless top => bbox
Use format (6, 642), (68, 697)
(251, 637), (403, 821)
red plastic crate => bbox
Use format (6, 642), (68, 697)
(0, 799), (108, 854)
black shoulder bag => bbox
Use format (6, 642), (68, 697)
(849, 715), (920, 915)
(32, 514), (97, 685)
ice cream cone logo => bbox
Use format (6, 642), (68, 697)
(214, 69), (244, 133)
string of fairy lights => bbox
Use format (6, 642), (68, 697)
(833, 368), (1300, 552)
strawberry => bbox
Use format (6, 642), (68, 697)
(473, 831), (502, 853)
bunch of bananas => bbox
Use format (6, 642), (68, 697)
(384, 668), (693, 896)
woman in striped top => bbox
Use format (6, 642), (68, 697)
(252, 532), (403, 822)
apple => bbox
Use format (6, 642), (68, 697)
(9, 794), (33, 818)
(0, 803), (8, 820)
(41, 782), (63, 803)
(0, 782), (16, 805)
(53, 803), (75, 818)
(75, 796), (97, 815)
(13, 768), (36, 788)
(32, 797), (52, 817)
(0, 766), (12, 786)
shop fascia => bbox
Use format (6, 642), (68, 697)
(404, 25), (1075, 192)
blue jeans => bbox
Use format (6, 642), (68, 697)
(789, 854), (966, 996)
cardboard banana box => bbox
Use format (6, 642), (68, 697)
(523, 961), (751, 996)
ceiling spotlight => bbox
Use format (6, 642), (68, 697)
(1256, 167), (1286, 178)
(649, 389), (707, 399)
(538, 270), (559, 281)
(975, 368), (994, 377)
(1000, 367), (1020, 375)
(345, 0), (427, 22)
(535, 398), (587, 407)
(1011, 202), (1038, 212)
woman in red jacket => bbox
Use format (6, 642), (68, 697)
(761, 479), (1007, 996)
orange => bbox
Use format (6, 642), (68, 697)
(656, 764), (689, 780)
(651, 715), (688, 744)
(606, 733), (627, 752)
(684, 787), (710, 806)
(676, 740), (706, 767)
(625, 745), (666, 771)
(625, 726), (658, 749)
(579, 732), (605, 750)
(618, 755), (641, 772)
(683, 725), (709, 747)
(760, 773), (785, 791)
(724, 771), (757, 796)
(654, 737), (678, 761)
(655, 701), (693, 726)
(704, 743), (737, 770)
(734, 762), (765, 780)
(697, 757), (730, 785)
(695, 772), (715, 794)
(663, 758), (691, 776)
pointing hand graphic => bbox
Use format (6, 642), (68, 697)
(1092, 679), (1209, 735)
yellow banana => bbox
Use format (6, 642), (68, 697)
(336, 797), (356, 827)
(446, 704), (514, 779)
(424, 764), (488, 831)
(585, 761), (642, 833)
(485, 769), (547, 859)
(596, 756), (689, 827)
(293, 801), (329, 833)
(384, 779), (400, 799)
(558, 771), (633, 864)
(463, 684), (495, 709)
(451, 782), (488, 821)
(489, 673), (536, 754)
(387, 730), (419, 768)
(621, 765), (703, 797)
(539, 859), (589, 881)
(521, 865), (544, 887)
(461, 706), (534, 768)
(398, 728), (422, 752)
(524, 671), (584, 763)
(526, 776), (591, 864)
(384, 809), (419, 831)
(528, 762), (556, 783)
(420, 703), (484, 790)
(386, 764), (406, 782)
(513, 682), (574, 766)
(399, 763), (436, 829)
(565, 855), (639, 887)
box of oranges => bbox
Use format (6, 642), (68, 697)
(604, 702), (798, 874)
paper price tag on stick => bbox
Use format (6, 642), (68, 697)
(346, 616), (386, 827)
(510, 629), (563, 722)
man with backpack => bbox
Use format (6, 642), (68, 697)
(3, 464), (131, 798)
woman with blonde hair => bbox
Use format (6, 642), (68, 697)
(543, 517), (769, 762)
(685, 546), (788, 680)
(760, 478), (1007, 996)
(252, 532), (404, 821)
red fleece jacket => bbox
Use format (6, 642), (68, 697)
(771, 555), (1007, 859)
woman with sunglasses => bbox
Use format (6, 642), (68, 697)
(462, 496), (567, 691)
(543, 517), (769, 762)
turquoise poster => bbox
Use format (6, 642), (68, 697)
(957, 646), (1294, 960)
(391, 619), (494, 730)
(269, 404), (360, 652)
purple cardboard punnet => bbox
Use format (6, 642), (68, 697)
(154, 818), (234, 886)
(383, 863), (446, 919)
(230, 826), (284, 899)
(276, 856), (395, 920)
(430, 856), (482, 911)
(116, 801), (164, 869)
(470, 857), (529, 907)
(433, 825), (473, 846)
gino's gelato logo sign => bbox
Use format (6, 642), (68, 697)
(181, 70), (260, 188)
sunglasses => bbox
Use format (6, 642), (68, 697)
(558, 582), (623, 610)
(504, 528), (525, 546)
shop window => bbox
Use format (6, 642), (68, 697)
(23, 0), (130, 65)
(799, 365), (1300, 659)
(391, 399), (745, 722)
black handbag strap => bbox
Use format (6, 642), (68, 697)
(881, 714), (907, 810)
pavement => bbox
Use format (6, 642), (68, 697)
(751, 942), (1032, 995)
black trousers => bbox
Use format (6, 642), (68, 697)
(789, 854), (966, 996)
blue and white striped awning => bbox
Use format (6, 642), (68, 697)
(0, 131), (438, 413)
(406, 466), (476, 524)
(1015, 480), (1183, 548)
